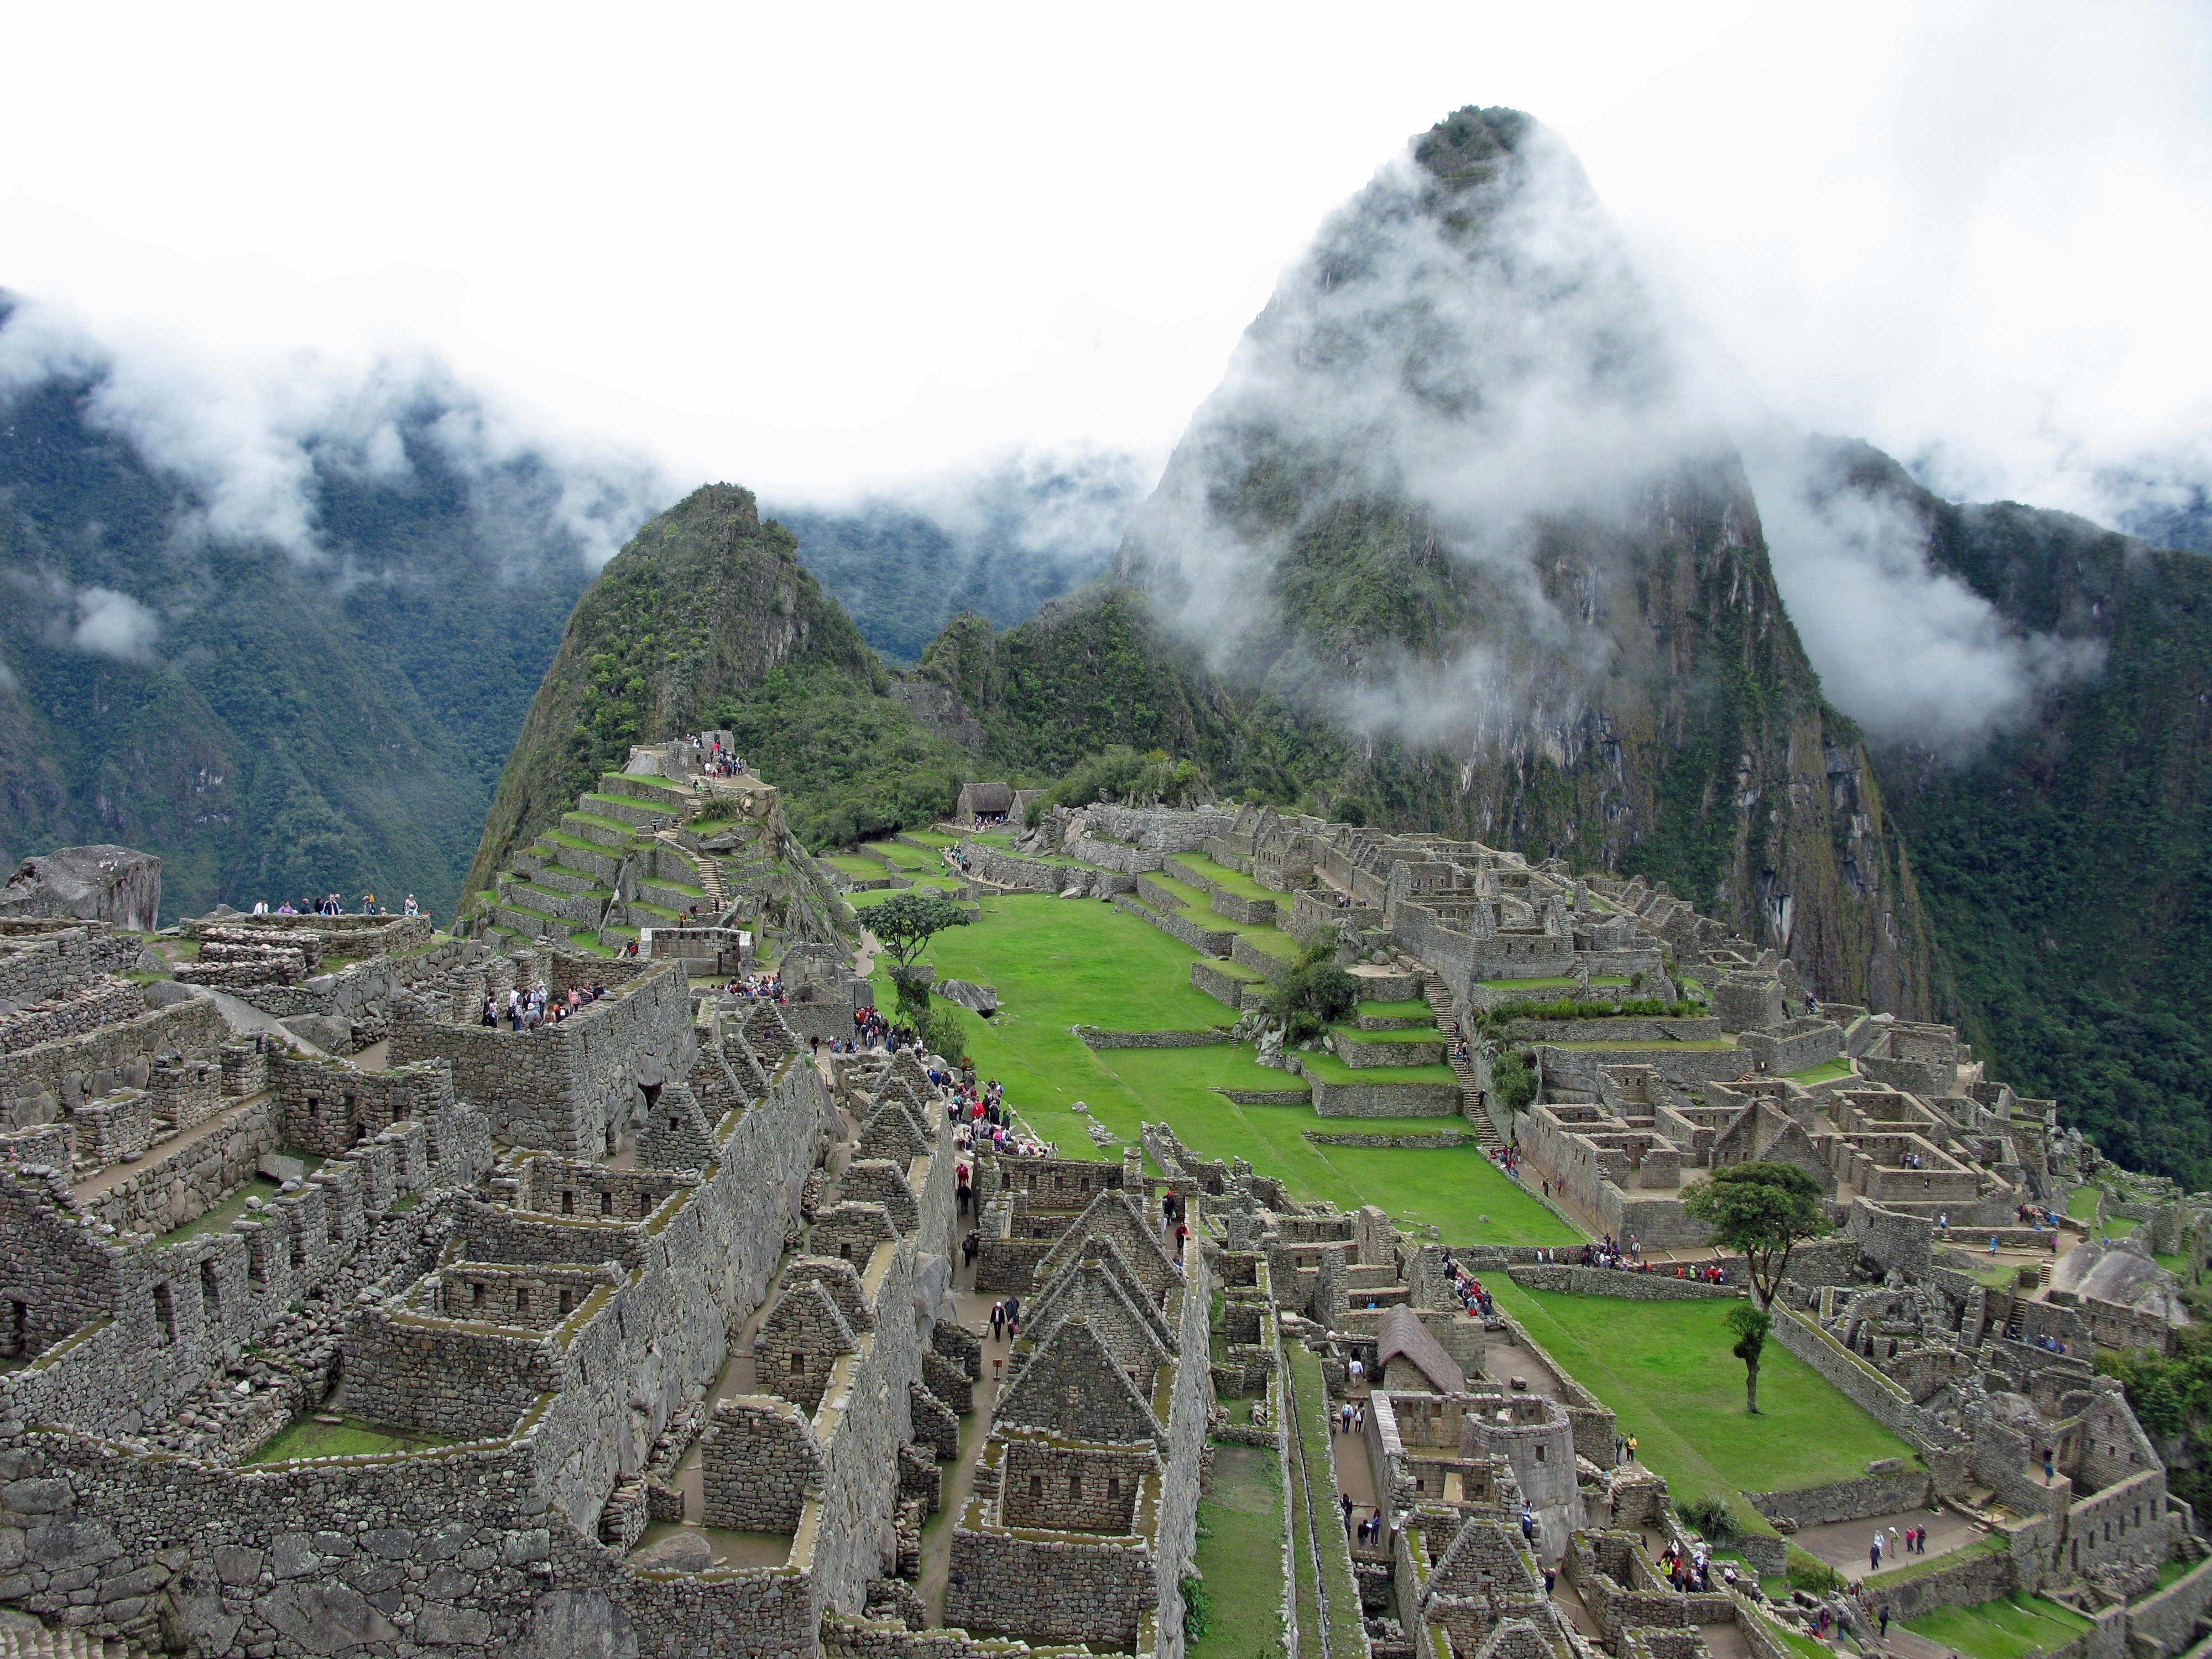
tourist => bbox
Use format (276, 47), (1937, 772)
(990, 1301), (1005, 1342)
(1869, 1532), (1882, 1571)
(2043, 1448), (2056, 1484)
(1340, 1492), (1354, 1533)
(252, 899), (268, 915)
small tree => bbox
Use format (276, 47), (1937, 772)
(1265, 943), (1360, 1042)
(1726, 1304), (1772, 1415)
(1489, 1049), (1537, 1135)
(867, 890), (971, 1021)
(1682, 1161), (1832, 1306)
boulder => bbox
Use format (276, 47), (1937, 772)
(0, 844), (163, 930)
(279, 1014), (351, 1053)
(631, 1530), (713, 1573)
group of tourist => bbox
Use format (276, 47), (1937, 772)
(987, 1295), (1021, 1342)
(1656, 1540), (1733, 1593)
(723, 972), (785, 1003)
(693, 736), (746, 778)
(1442, 1255), (1495, 1316)
(1339, 1491), (1388, 1550)
(968, 812), (1008, 829)
(1867, 1522), (1932, 1571)
(1157, 1191), (1190, 1260)
(1334, 1398), (1369, 1436)
(481, 981), (609, 1031)
(251, 893), (420, 919)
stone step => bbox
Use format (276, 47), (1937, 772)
(578, 792), (683, 830)
(1425, 979), (1505, 1149)
(560, 811), (637, 848)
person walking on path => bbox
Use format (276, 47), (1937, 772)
(990, 1301), (1006, 1342)
(1879, 1605), (1891, 1640)
(1870, 1532), (1883, 1573)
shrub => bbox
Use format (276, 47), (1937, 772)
(1027, 745), (1207, 825)
(1676, 1495), (1740, 1543)
(923, 1003), (968, 1065)
(1180, 1574), (1212, 1641)
(1491, 1050), (1536, 1117)
(1786, 1546), (1843, 1594)
(1266, 943), (1360, 1042)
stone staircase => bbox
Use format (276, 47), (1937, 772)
(482, 771), (711, 952)
(656, 830), (730, 917)
(1424, 978), (1505, 1149)
(0, 1613), (148, 1659)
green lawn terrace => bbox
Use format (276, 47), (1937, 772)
(473, 762), (805, 954)
(870, 890), (1573, 1247)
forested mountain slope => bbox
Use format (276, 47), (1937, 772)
(1814, 441), (2212, 1185)
(0, 369), (598, 919)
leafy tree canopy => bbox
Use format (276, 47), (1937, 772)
(867, 890), (972, 970)
(1682, 1162), (1832, 1305)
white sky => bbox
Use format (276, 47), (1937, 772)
(3, 0), (2208, 507)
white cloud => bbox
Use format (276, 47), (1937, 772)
(69, 587), (159, 662)
(1745, 437), (2104, 752)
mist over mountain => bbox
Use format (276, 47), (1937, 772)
(0, 294), (673, 919)
(769, 450), (1146, 663)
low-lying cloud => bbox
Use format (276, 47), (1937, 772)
(68, 586), (160, 662)
(0, 295), (671, 571)
(1119, 109), (2106, 759)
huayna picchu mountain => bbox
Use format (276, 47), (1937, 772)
(909, 107), (1940, 1018)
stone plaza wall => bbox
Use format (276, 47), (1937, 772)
(1190, 961), (1263, 1011)
(1303, 1072), (1463, 1118)
(1113, 896), (1232, 958)
(388, 960), (695, 1154)
(79, 1093), (284, 1236)
(1743, 1467), (1935, 1529)
(0, 997), (227, 1134)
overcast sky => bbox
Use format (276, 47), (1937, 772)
(3, 1), (2208, 509)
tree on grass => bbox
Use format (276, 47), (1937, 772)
(867, 890), (971, 1020)
(1265, 942), (1360, 1042)
(1681, 1161), (1832, 1307)
(1489, 1050), (1537, 1137)
(1726, 1304), (1772, 1414)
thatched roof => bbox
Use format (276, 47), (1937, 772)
(959, 781), (1015, 812)
(1375, 1305), (1465, 1393)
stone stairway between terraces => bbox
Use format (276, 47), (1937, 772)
(658, 830), (731, 916)
(1424, 977), (1505, 1150)
(0, 1613), (148, 1659)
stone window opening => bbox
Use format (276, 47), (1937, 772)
(562, 1190), (576, 1215)
(515, 1286), (531, 1318)
(199, 1258), (220, 1327)
(327, 1201), (343, 1243)
(1029, 1474), (1042, 1500)
(790, 1352), (806, 1375)
(599, 1191), (614, 1217)
(559, 1287), (575, 1314)
(1069, 1474), (1082, 1500)
(152, 1281), (176, 1347)
(289, 1223), (306, 1270)
(472, 1281), (486, 1308)
(1535, 1444), (1545, 1462)
(246, 1236), (268, 1293)
(1107, 1476), (1120, 1501)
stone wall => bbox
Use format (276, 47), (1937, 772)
(1190, 961), (1263, 1011)
(701, 1395), (822, 1531)
(1743, 1467), (1934, 1528)
(388, 960), (695, 1154)
(0, 925), (142, 1005)
(1113, 896), (1232, 958)
(1074, 1028), (1229, 1051)
(1306, 1076), (1462, 1117)
(0, 997), (227, 1134)
(80, 1094), (284, 1236)
(1501, 1266), (1733, 1300)
(0, 977), (147, 1055)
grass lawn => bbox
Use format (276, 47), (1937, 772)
(1329, 1024), (1444, 1046)
(1188, 1442), (1288, 1659)
(1496, 1287), (1918, 1519)
(880, 891), (1576, 1244)
(863, 840), (933, 869)
(825, 853), (888, 878)
(249, 1415), (450, 1462)
(1358, 999), (1437, 1021)
(2068, 1186), (2102, 1221)
(1905, 1594), (2090, 1659)
(1295, 1048), (1460, 1087)
(1088, 1047), (1574, 1246)
(1785, 1057), (1854, 1086)
(1168, 853), (1281, 904)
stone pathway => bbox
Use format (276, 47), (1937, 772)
(1790, 1507), (1985, 1583)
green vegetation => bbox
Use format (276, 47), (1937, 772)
(2100, 1325), (2212, 1515)
(1785, 1057), (1854, 1086)
(1485, 997), (1703, 1023)
(1726, 1304), (1772, 1415)
(1682, 1162), (1833, 1303)
(1903, 1593), (2090, 1659)
(1284, 1347), (1363, 1659)
(1497, 1286), (1917, 1525)
(1022, 745), (1206, 825)
(249, 1416), (451, 1463)
(1265, 943), (1359, 1042)
(1187, 1443), (1286, 1659)
(1291, 1048), (1459, 1087)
